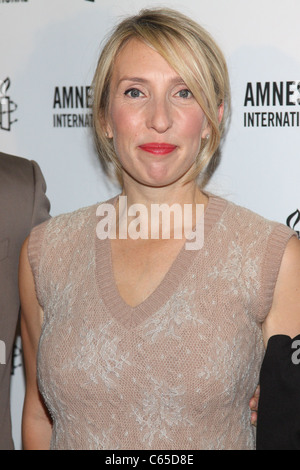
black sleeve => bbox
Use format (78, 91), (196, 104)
(256, 334), (300, 450)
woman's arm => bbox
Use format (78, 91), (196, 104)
(263, 236), (300, 344)
(19, 237), (52, 450)
(258, 235), (300, 449)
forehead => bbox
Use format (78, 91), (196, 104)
(111, 38), (179, 82)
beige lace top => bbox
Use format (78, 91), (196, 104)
(28, 194), (295, 450)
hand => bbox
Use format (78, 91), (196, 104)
(249, 385), (260, 426)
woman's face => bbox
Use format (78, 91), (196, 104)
(105, 38), (209, 188)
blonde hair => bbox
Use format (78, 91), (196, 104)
(92, 7), (231, 185)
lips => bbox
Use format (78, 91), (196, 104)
(139, 143), (177, 155)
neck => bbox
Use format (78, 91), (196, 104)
(115, 174), (208, 240)
(121, 174), (206, 207)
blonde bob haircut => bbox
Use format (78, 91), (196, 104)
(92, 7), (231, 184)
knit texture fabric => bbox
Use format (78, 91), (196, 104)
(28, 194), (295, 450)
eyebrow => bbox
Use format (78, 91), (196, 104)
(117, 76), (187, 87)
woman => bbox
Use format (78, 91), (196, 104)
(20, 8), (300, 450)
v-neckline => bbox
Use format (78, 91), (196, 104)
(95, 193), (228, 329)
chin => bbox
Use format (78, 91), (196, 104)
(122, 163), (192, 188)
(140, 172), (188, 189)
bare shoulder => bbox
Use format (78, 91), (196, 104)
(280, 235), (300, 272)
(274, 236), (300, 302)
(263, 235), (300, 345)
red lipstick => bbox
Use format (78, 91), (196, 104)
(139, 143), (177, 155)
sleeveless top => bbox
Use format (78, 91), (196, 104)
(28, 194), (295, 450)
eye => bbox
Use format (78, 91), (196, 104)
(124, 88), (144, 98)
(176, 89), (193, 99)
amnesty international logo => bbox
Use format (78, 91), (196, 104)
(0, 78), (18, 131)
(53, 85), (93, 128)
(244, 80), (300, 128)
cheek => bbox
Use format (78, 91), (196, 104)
(177, 105), (206, 134)
(108, 107), (143, 165)
(109, 104), (142, 140)
(186, 110), (206, 137)
(177, 112), (207, 171)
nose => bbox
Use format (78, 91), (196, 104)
(146, 97), (173, 133)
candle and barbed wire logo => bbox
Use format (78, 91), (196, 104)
(0, 77), (18, 131)
(286, 209), (300, 239)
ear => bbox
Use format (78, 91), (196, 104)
(99, 109), (113, 138)
(201, 103), (225, 140)
(105, 123), (113, 139)
(201, 119), (211, 140)
(218, 102), (224, 124)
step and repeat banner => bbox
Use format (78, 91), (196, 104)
(1, 0), (299, 449)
